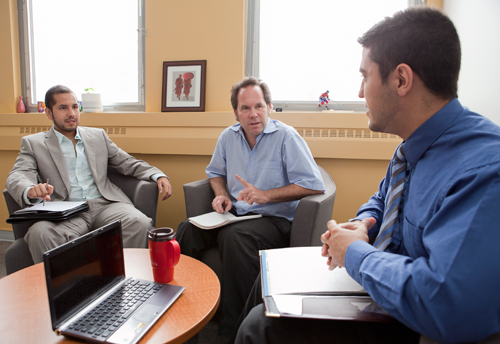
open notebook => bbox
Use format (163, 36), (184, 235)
(260, 246), (393, 322)
(189, 211), (262, 230)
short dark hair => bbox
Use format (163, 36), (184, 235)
(45, 85), (77, 111)
(358, 6), (461, 99)
(230, 77), (272, 110)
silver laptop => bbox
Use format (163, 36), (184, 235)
(43, 220), (184, 344)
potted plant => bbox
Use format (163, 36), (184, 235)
(81, 88), (103, 113)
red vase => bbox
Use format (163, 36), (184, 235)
(17, 96), (26, 113)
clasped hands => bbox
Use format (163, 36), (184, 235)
(212, 174), (268, 214)
(320, 217), (375, 270)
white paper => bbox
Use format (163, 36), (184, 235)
(14, 201), (86, 214)
(264, 246), (366, 295)
(273, 295), (374, 316)
(189, 211), (262, 230)
(272, 295), (304, 315)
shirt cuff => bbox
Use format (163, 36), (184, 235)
(23, 186), (42, 205)
(150, 173), (168, 182)
(345, 240), (377, 285)
(350, 212), (376, 222)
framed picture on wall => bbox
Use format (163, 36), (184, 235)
(162, 60), (207, 112)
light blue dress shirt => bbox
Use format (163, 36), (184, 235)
(53, 128), (102, 201)
(348, 98), (500, 343)
(206, 119), (325, 222)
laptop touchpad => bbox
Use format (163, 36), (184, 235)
(133, 304), (163, 323)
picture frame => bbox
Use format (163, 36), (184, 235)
(162, 60), (207, 112)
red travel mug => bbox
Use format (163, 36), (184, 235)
(148, 227), (181, 283)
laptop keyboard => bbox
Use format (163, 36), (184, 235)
(68, 279), (164, 339)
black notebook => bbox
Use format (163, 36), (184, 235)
(43, 220), (184, 344)
(7, 201), (89, 223)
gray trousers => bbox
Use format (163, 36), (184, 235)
(25, 197), (152, 263)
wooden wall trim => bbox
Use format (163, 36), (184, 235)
(0, 111), (401, 160)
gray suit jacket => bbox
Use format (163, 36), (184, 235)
(6, 126), (164, 207)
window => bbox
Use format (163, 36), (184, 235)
(18, 0), (145, 112)
(247, 0), (421, 111)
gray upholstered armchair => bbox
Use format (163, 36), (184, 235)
(3, 167), (159, 275)
(182, 165), (336, 280)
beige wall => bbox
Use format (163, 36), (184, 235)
(0, 0), (21, 113)
(145, 0), (246, 112)
(0, 0), (397, 235)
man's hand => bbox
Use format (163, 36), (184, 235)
(235, 174), (268, 205)
(157, 177), (172, 201)
(321, 217), (375, 270)
(27, 182), (53, 201)
(212, 195), (232, 214)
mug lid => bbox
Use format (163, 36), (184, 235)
(148, 227), (175, 242)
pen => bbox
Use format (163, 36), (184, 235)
(43, 178), (49, 206)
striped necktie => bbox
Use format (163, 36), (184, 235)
(374, 143), (407, 251)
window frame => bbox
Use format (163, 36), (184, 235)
(17, 0), (146, 113)
(245, 0), (424, 112)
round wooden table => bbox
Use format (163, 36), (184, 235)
(0, 249), (220, 344)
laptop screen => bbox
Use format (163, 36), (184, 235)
(44, 220), (125, 329)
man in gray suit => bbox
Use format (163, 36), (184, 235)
(6, 85), (172, 263)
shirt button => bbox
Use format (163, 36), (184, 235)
(249, 173), (252, 176)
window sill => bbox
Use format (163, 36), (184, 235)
(0, 111), (400, 160)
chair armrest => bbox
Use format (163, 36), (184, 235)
(290, 166), (337, 246)
(3, 189), (33, 240)
(183, 179), (215, 218)
(107, 168), (159, 226)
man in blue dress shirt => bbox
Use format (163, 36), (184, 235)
(235, 7), (500, 344)
(176, 76), (325, 336)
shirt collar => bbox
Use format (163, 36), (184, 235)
(404, 98), (463, 169)
(229, 118), (278, 134)
(52, 126), (82, 144)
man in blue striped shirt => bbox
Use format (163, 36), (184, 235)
(235, 7), (500, 344)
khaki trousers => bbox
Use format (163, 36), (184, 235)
(25, 198), (152, 263)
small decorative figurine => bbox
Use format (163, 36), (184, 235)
(17, 96), (26, 113)
(37, 101), (46, 113)
(318, 90), (330, 110)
